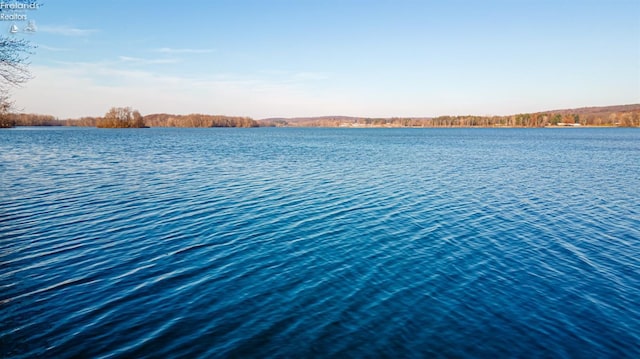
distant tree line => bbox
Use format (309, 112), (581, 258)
(144, 113), (258, 128)
(427, 111), (640, 127)
(65, 117), (100, 127)
(4, 110), (259, 128)
(263, 110), (640, 128)
(2, 113), (58, 127)
(4, 107), (639, 128)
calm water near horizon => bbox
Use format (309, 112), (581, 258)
(1, 127), (639, 358)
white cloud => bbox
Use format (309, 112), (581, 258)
(15, 61), (463, 119)
(292, 72), (329, 81)
(259, 70), (329, 83)
(38, 25), (98, 36)
(37, 45), (70, 52)
(118, 56), (179, 65)
(12, 62), (336, 119)
(154, 47), (215, 54)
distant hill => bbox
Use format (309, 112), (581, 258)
(258, 104), (640, 128)
(538, 104), (640, 115)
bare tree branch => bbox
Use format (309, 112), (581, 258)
(0, 0), (40, 125)
(0, 37), (34, 92)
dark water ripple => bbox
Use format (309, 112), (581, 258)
(1, 128), (639, 358)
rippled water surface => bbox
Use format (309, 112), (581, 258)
(1, 127), (639, 358)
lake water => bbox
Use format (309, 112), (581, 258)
(1, 127), (639, 358)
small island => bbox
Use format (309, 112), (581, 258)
(96, 107), (147, 128)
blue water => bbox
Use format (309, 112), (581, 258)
(1, 127), (639, 358)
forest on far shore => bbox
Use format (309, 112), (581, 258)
(260, 104), (640, 128)
(1, 104), (639, 128)
(0, 110), (259, 128)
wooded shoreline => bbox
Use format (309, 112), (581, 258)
(2, 104), (639, 128)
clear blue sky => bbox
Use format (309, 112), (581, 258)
(10, 0), (640, 119)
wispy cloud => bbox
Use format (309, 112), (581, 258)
(260, 70), (329, 82)
(292, 72), (329, 81)
(118, 56), (179, 65)
(37, 45), (70, 52)
(154, 47), (215, 54)
(13, 62), (334, 119)
(38, 25), (98, 36)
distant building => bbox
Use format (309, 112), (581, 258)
(556, 123), (581, 127)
